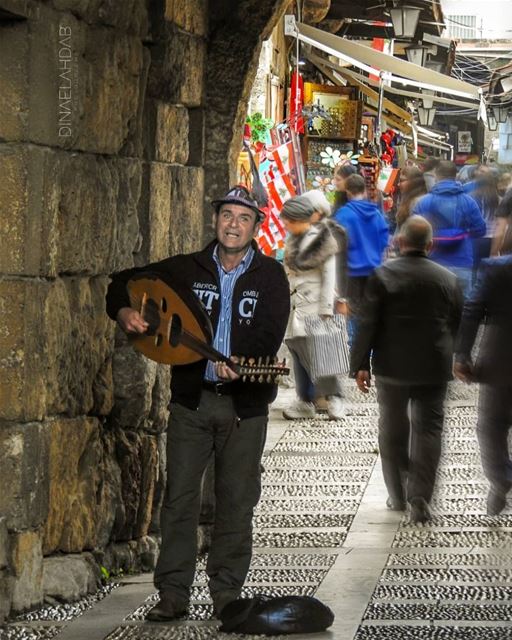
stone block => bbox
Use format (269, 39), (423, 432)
(44, 277), (115, 417)
(10, 530), (43, 613)
(56, 155), (141, 275)
(99, 534), (159, 575)
(0, 20), (29, 141)
(149, 433), (167, 535)
(51, 0), (149, 35)
(169, 165), (205, 255)
(0, 276), (116, 421)
(120, 46), (151, 159)
(0, 145), (141, 277)
(109, 428), (158, 541)
(0, 279), (50, 422)
(95, 430), (124, 548)
(78, 27), (147, 154)
(0, 423), (49, 532)
(42, 553), (100, 603)
(0, 518), (8, 570)
(188, 107), (205, 167)
(0, 5), (147, 153)
(0, 569), (11, 624)
(110, 336), (163, 430)
(145, 162), (172, 262)
(113, 429), (142, 541)
(164, 0), (207, 36)
(43, 417), (102, 554)
(135, 434), (158, 538)
(148, 28), (205, 106)
(146, 366), (171, 434)
(154, 103), (189, 164)
(0, 145), (53, 277)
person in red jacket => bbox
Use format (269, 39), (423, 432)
(106, 186), (290, 620)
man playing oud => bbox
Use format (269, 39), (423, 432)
(106, 186), (290, 619)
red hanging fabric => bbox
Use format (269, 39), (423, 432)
(289, 71), (304, 134)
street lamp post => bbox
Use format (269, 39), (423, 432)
(405, 44), (429, 67)
(487, 108), (498, 131)
(496, 105), (509, 123)
(389, 5), (421, 39)
(417, 106), (436, 127)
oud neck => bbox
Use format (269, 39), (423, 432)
(178, 329), (229, 365)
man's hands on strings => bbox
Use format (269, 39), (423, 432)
(215, 357), (240, 381)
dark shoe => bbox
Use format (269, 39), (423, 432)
(386, 496), (406, 511)
(487, 487), (507, 516)
(409, 497), (432, 524)
(146, 593), (188, 621)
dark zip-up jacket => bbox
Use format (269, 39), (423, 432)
(350, 252), (463, 384)
(106, 241), (290, 418)
(455, 255), (512, 384)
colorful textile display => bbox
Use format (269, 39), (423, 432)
(257, 141), (298, 255)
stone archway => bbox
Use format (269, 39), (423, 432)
(203, 0), (290, 237)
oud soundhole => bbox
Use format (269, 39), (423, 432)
(169, 314), (182, 347)
(155, 334), (163, 347)
(161, 297), (167, 313)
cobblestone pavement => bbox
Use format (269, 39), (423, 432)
(3, 381), (512, 640)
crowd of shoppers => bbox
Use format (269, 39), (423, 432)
(279, 157), (512, 523)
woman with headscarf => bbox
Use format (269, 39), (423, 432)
(280, 193), (348, 420)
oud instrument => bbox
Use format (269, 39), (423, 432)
(126, 272), (288, 383)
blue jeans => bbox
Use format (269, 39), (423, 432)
(290, 348), (315, 403)
(447, 266), (473, 299)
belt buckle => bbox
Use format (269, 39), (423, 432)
(214, 382), (224, 396)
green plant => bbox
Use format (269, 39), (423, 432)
(100, 565), (110, 582)
(246, 112), (274, 143)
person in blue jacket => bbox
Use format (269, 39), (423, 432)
(413, 160), (486, 297)
(333, 173), (389, 343)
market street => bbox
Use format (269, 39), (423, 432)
(6, 382), (512, 640)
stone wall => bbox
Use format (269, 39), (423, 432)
(0, 0), (289, 622)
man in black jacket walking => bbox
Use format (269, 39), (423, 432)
(106, 186), (290, 619)
(454, 255), (512, 515)
(351, 216), (463, 523)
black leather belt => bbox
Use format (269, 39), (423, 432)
(202, 381), (233, 396)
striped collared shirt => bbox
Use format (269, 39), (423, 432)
(204, 244), (255, 381)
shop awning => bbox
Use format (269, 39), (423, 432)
(307, 52), (480, 110)
(296, 22), (481, 101)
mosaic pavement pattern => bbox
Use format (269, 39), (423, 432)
(355, 390), (512, 640)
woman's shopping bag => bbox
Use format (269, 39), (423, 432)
(304, 314), (350, 382)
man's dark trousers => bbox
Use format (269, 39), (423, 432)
(477, 383), (512, 494)
(154, 389), (267, 612)
(376, 379), (447, 504)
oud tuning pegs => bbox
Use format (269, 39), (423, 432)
(242, 375), (247, 382)
(258, 375), (264, 383)
(265, 355), (270, 366)
(266, 374), (272, 383)
(240, 356), (246, 366)
(250, 375), (255, 382)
